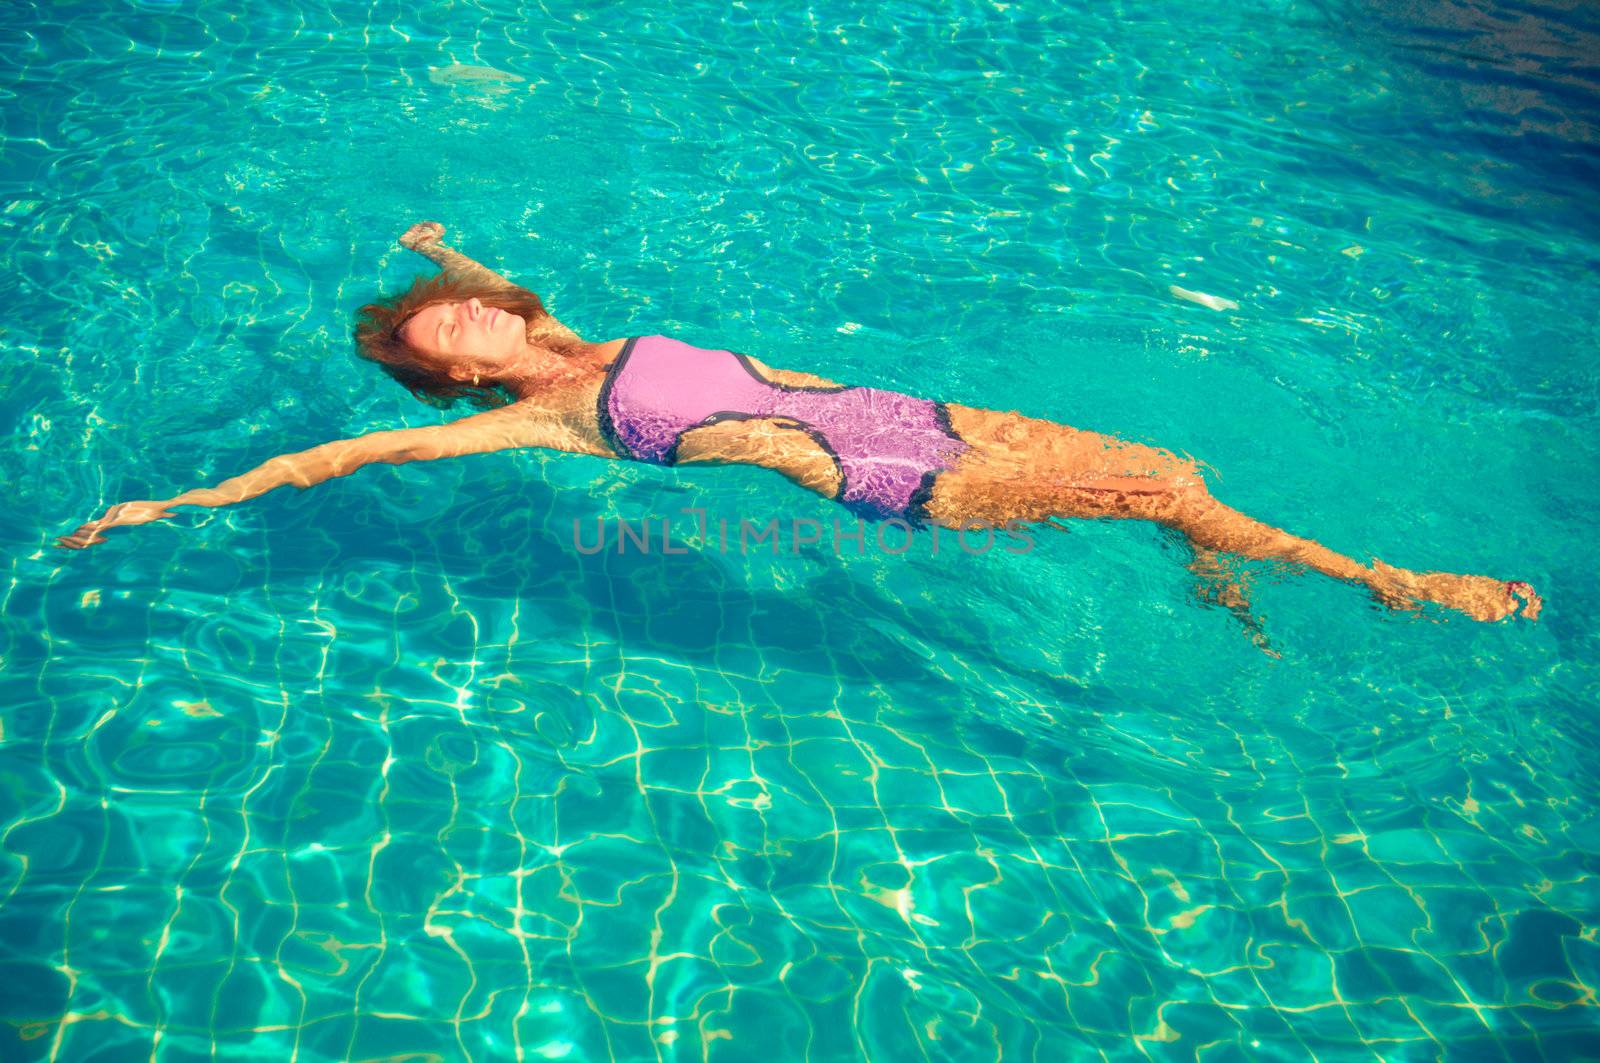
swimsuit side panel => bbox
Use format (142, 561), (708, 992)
(603, 334), (970, 521)
(770, 387), (969, 521)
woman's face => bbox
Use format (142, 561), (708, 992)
(401, 297), (525, 375)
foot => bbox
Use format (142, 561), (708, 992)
(1370, 560), (1542, 622)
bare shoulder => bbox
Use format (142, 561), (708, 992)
(494, 395), (615, 458)
(409, 399), (556, 453)
(378, 397), (597, 462)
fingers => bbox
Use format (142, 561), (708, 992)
(54, 499), (180, 552)
(54, 528), (106, 550)
(399, 221), (446, 248)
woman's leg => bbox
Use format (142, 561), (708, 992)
(925, 406), (1541, 622)
(1181, 540), (1280, 656)
(1060, 480), (1541, 622)
(1121, 481), (1369, 582)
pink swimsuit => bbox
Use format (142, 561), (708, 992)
(596, 335), (970, 524)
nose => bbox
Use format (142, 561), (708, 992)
(468, 297), (483, 322)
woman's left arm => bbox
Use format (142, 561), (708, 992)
(398, 221), (516, 291)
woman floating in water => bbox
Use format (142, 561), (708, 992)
(57, 221), (1541, 626)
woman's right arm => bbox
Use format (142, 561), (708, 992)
(54, 436), (415, 549)
(397, 222), (585, 342)
(56, 402), (575, 550)
(399, 221), (517, 291)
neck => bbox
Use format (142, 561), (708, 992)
(498, 333), (606, 401)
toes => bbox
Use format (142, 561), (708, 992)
(1506, 581), (1542, 621)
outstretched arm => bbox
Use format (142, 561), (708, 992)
(398, 221), (517, 291)
(55, 402), (574, 550)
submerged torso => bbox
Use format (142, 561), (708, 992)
(517, 334), (1202, 531)
(593, 334), (971, 520)
(509, 337), (851, 472)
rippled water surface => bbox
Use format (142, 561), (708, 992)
(3, 0), (1598, 1058)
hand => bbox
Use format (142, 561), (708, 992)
(55, 500), (177, 551)
(399, 221), (446, 251)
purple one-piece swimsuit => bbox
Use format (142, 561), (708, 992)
(596, 335), (970, 524)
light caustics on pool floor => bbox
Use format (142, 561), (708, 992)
(4, 482), (1593, 1060)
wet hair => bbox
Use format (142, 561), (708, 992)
(352, 270), (564, 411)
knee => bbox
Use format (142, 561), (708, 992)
(1167, 453), (1209, 489)
(1159, 455), (1213, 506)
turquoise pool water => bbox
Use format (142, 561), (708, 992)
(4, 0), (1598, 1058)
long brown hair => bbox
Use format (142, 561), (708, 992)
(352, 270), (579, 411)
